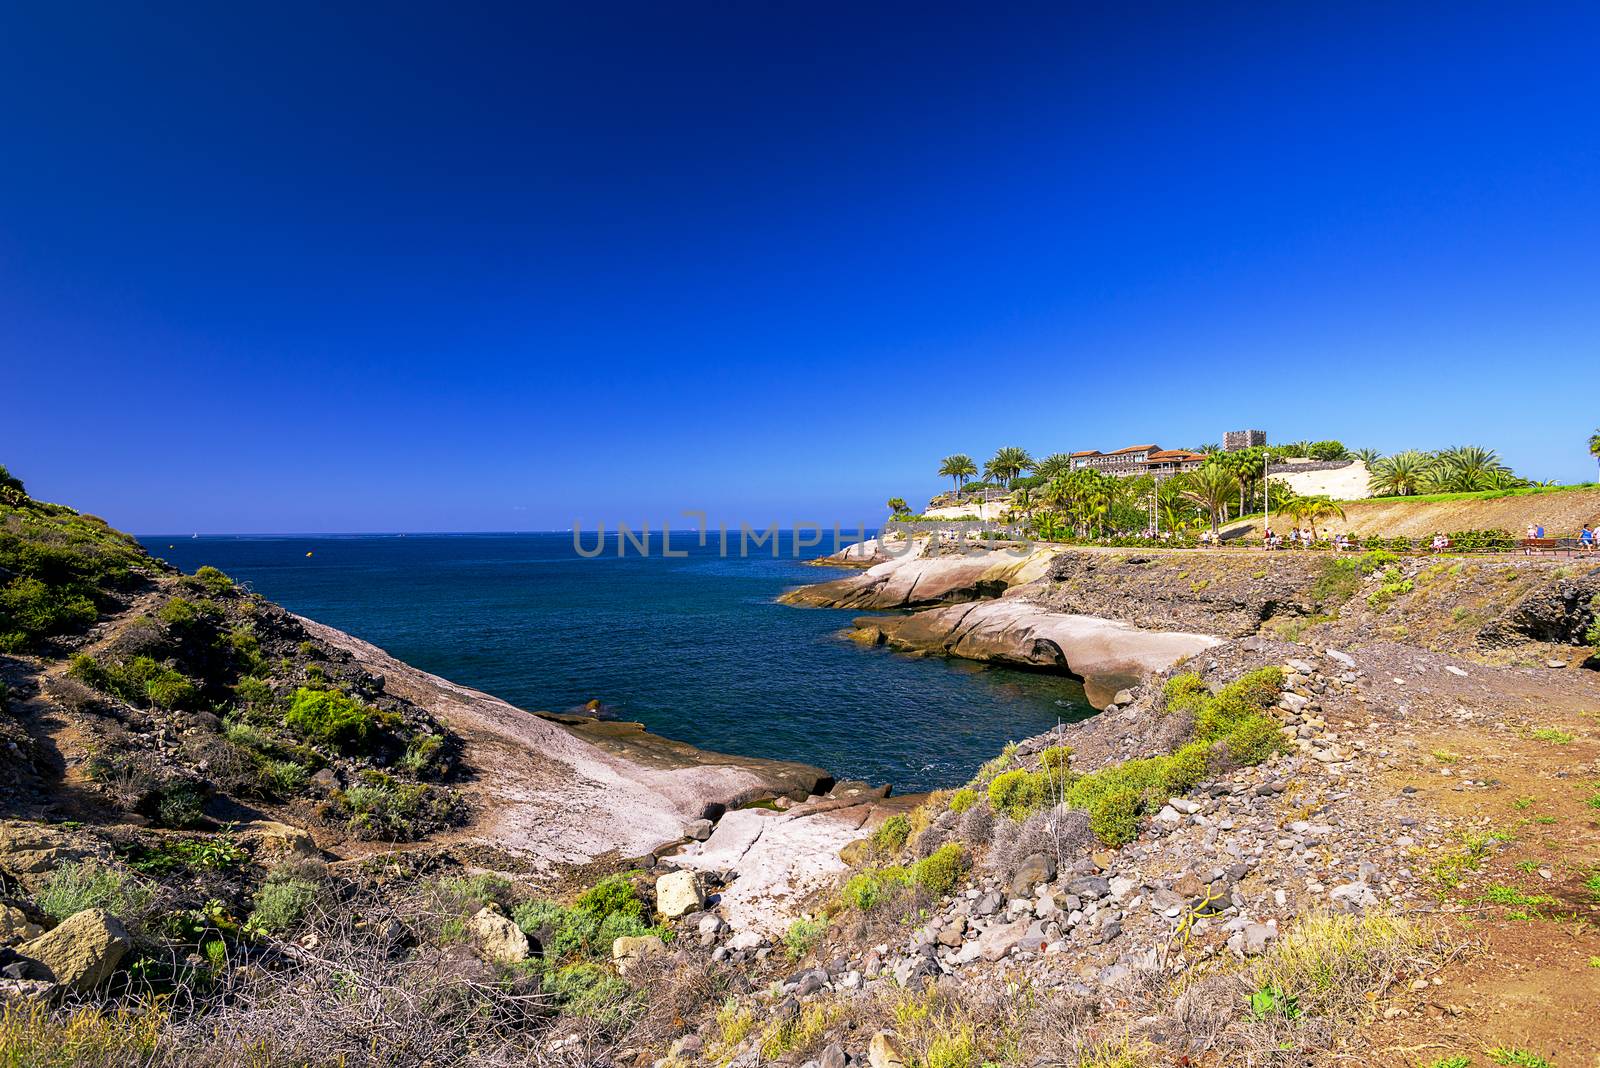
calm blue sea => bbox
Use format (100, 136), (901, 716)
(139, 531), (1091, 791)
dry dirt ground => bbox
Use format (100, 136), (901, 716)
(1342, 657), (1600, 1066)
(1222, 486), (1600, 540)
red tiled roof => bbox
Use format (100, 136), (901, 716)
(1107, 444), (1160, 454)
(1069, 450), (1100, 457)
(1145, 449), (1204, 460)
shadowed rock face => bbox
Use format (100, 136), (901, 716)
(851, 600), (1221, 708)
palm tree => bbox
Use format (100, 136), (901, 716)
(1215, 448), (1262, 519)
(1182, 463), (1240, 534)
(886, 497), (909, 516)
(1588, 429), (1600, 483)
(1290, 494), (1346, 539)
(1285, 440), (1313, 458)
(1035, 453), (1074, 481)
(1425, 445), (1512, 493)
(1196, 443), (1221, 455)
(985, 446), (1035, 489)
(1351, 448), (1382, 466)
(1369, 450), (1431, 496)
(937, 454), (977, 496)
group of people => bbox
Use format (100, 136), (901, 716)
(1524, 523), (1597, 550)
(1260, 527), (1346, 550)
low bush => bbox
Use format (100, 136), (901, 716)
(36, 862), (156, 923)
(284, 687), (391, 751)
(512, 873), (666, 963)
(841, 866), (911, 911)
(69, 653), (199, 711)
(333, 778), (463, 840)
(183, 565), (235, 596)
(783, 917), (826, 959)
(947, 788), (979, 814)
(910, 844), (968, 896)
(249, 870), (322, 934)
(1064, 669), (1284, 845)
(987, 770), (1044, 820)
(540, 962), (633, 1022)
(871, 814), (911, 854)
(125, 834), (246, 876)
(153, 780), (209, 828)
(397, 733), (445, 777)
(0, 577), (98, 652)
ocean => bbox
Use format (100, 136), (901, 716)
(140, 530), (1092, 792)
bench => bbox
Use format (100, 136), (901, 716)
(1521, 537), (1589, 556)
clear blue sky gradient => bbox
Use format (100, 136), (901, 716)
(4, 4), (1598, 533)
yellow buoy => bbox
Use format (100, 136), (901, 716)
(306, 551), (313, 557)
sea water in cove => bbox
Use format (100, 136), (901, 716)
(141, 531), (1094, 792)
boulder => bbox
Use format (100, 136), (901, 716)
(611, 934), (666, 973)
(682, 818), (714, 842)
(470, 907), (530, 964)
(972, 918), (1033, 963)
(655, 871), (704, 919)
(0, 905), (43, 944)
(0, 978), (54, 1002)
(1009, 853), (1057, 897)
(15, 909), (131, 992)
(241, 820), (318, 857)
(868, 1031), (907, 1068)
(1329, 881), (1379, 912)
(0, 823), (93, 892)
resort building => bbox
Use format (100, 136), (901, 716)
(1071, 445), (1208, 477)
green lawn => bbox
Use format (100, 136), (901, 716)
(1359, 483), (1599, 505)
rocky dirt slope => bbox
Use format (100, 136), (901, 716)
(1221, 485), (1600, 540)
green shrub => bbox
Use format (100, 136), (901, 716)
(575, 873), (646, 923)
(143, 669), (198, 711)
(910, 845), (968, 897)
(512, 873), (664, 963)
(0, 577), (97, 651)
(69, 653), (198, 710)
(336, 779), (460, 839)
(436, 873), (513, 912)
(1065, 668), (1284, 845)
(871, 815), (911, 854)
(258, 759), (309, 796)
(987, 770), (1043, 820)
(783, 917), (826, 960)
(841, 867), (910, 911)
(249, 873), (321, 934)
(152, 781), (207, 828)
(947, 788), (979, 814)
(186, 566), (234, 595)
(1087, 788), (1142, 846)
(233, 675), (275, 713)
(542, 962), (633, 1021)
(1161, 672), (1211, 715)
(36, 862), (154, 923)
(125, 834), (246, 875)
(284, 687), (385, 751)
(398, 733), (445, 777)
(1038, 744), (1073, 772)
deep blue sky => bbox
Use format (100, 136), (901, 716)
(4, 4), (1598, 533)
